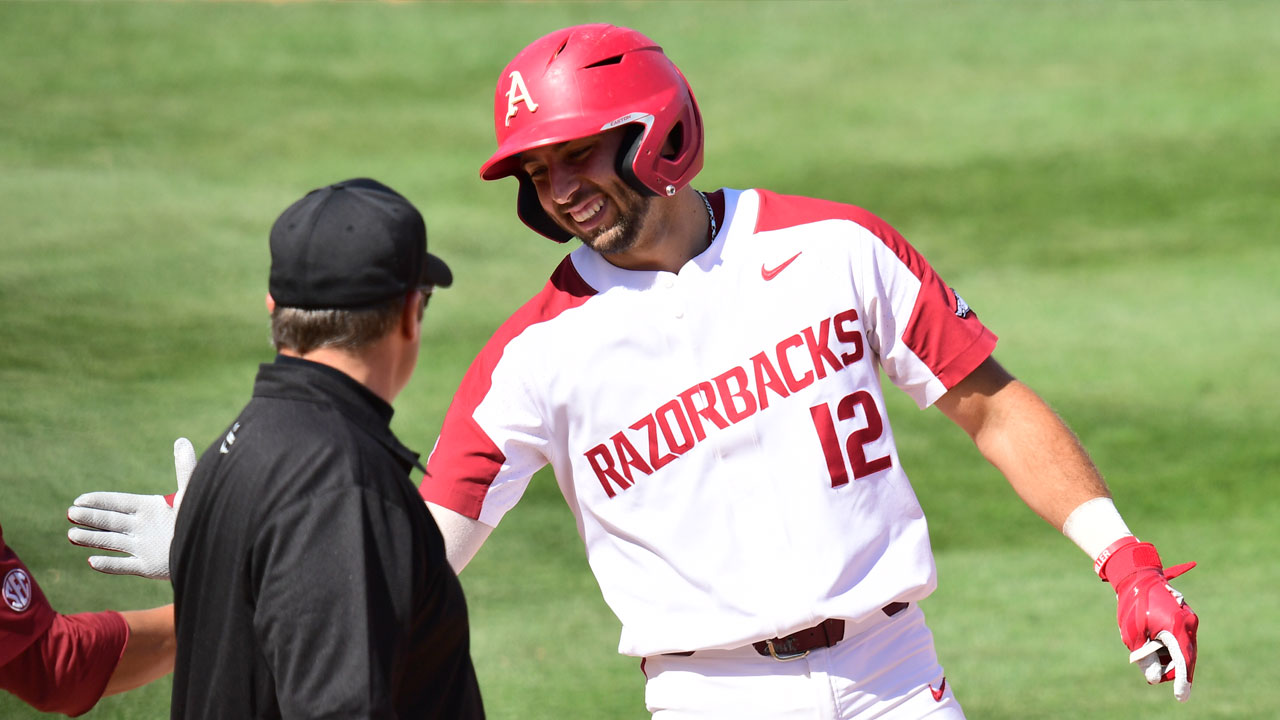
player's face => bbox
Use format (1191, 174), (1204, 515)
(519, 129), (656, 256)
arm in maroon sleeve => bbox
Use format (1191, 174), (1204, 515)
(2, 523), (174, 716)
(0, 609), (129, 716)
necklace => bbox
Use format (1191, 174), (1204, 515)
(697, 190), (717, 242)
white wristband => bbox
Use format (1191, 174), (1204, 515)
(1062, 497), (1134, 561)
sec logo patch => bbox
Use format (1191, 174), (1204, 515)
(3, 567), (34, 612)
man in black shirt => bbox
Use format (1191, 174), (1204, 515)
(168, 178), (484, 719)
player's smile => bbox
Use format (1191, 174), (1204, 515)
(570, 197), (606, 224)
(561, 185), (622, 239)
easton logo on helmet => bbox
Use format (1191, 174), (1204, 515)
(504, 70), (539, 127)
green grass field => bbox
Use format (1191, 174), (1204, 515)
(2, 1), (1277, 718)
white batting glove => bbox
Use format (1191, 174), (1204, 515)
(66, 438), (196, 580)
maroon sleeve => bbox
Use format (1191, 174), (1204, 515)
(0, 610), (130, 716)
(1, 527), (58, 667)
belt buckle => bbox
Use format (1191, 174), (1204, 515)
(763, 638), (809, 662)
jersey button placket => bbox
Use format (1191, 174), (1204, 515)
(661, 274), (684, 319)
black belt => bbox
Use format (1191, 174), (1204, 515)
(753, 602), (908, 660)
(665, 602), (909, 660)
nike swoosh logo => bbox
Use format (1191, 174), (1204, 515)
(930, 677), (947, 702)
(761, 251), (803, 281)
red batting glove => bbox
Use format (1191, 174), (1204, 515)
(1096, 536), (1198, 702)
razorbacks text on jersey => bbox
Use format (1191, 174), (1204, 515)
(421, 188), (996, 657)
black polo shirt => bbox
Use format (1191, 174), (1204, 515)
(171, 355), (483, 719)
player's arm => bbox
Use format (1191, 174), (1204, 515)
(933, 356), (1108, 528)
(934, 355), (1198, 702)
(0, 605), (173, 716)
(426, 501), (493, 573)
(103, 604), (176, 698)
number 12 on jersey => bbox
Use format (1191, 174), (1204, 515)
(809, 391), (892, 487)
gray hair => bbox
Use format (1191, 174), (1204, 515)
(270, 296), (404, 355)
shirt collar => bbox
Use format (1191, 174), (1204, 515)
(255, 355), (424, 473)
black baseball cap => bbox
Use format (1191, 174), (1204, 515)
(268, 178), (452, 310)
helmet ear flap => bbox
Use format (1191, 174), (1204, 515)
(616, 124), (658, 198)
(615, 95), (700, 198)
(516, 175), (573, 243)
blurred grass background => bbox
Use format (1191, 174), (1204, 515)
(1, 1), (1276, 718)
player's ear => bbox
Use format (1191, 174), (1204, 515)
(265, 293), (276, 313)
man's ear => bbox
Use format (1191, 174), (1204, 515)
(265, 293), (276, 313)
(400, 291), (423, 342)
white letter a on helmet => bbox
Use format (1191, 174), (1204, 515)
(504, 71), (539, 127)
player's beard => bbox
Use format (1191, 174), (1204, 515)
(575, 183), (654, 257)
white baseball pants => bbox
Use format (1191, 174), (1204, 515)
(641, 604), (964, 719)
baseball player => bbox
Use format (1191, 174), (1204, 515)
(416, 23), (1198, 718)
(2, 520), (174, 716)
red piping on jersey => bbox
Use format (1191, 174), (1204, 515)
(419, 257), (597, 518)
(753, 190), (996, 388)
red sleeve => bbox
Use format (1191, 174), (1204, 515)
(754, 189), (997, 402)
(0, 610), (130, 716)
(420, 257), (595, 518)
(1, 529), (58, 666)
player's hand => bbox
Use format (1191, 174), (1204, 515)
(66, 438), (196, 580)
(1096, 536), (1198, 702)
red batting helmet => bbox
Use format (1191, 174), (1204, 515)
(479, 24), (705, 242)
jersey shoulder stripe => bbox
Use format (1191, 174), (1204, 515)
(753, 189), (930, 282)
(752, 188), (996, 396)
(753, 189), (882, 234)
(420, 256), (596, 518)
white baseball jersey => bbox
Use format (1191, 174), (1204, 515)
(421, 188), (997, 657)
